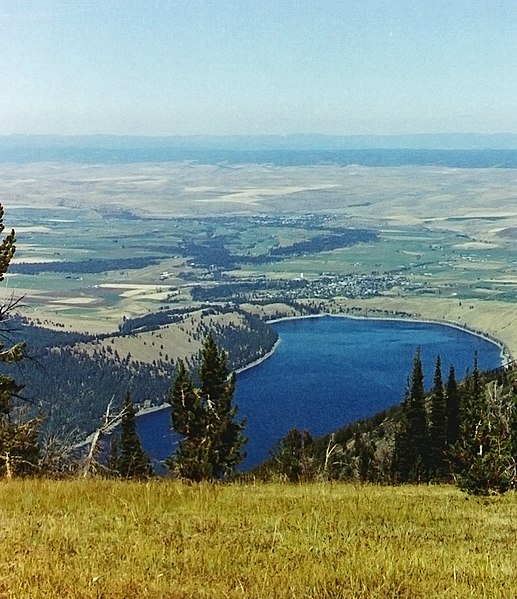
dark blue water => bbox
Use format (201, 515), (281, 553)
(137, 316), (502, 470)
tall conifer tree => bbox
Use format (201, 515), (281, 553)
(199, 334), (247, 479)
(428, 355), (447, 477)
(167, 359), (211, 481)
(116, 392), (152, 478)
(0, 205), (41, 477)
(445, 365), (461, 446)
(454, 378), (516, 495)
(392, 382), (412, 481)
(168, 335), (246, 481)
(459, 353), (484, 456)
(407, 348), (428, 479)
(451, 353), (502, 494)
(392, 349), (428, 481)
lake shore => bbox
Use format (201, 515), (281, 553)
(327, 296), (516, 364)
(268, 311), (511, 366)
(235, 337), (282, 374)
(135, 306), (511, 421)
(136, 338), (283, 419)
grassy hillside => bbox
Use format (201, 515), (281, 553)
(1, 480), (517, 598)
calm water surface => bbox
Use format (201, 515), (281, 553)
(137, 316), (502, 469)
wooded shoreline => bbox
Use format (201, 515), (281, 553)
(134, 310), (509, 422)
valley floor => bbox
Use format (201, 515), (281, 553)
(2, 479), (517, 598)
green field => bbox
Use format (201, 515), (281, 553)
(11, 212), (514, 308)
(0, 162), (514, 355)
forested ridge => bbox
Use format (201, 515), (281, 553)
(259, 354), (517, 494)
(3, 283), (517, 491)
(5, 306), (278, 439)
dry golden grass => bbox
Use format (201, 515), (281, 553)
(3, 163), (516, 234)
(1, 480), (517, 598)
(76, 310), (249, 365)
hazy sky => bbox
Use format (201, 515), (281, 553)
(2, 1), (516, 136)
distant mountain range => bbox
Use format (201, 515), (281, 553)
(2, 134), (517, 167)
(3, 132), (517, 150)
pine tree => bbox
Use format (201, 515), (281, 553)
(391, 383), (412, 481)
(450, 353), (512, 494)
(392, 349), (428, 481)
(456, 380), (515, 495)
(169, 359), (202, 440)
(167, 359), (211, 481)
(445, 365), (461, 446)
(428, 355), (447, 478)
(167, 335), (247, 481)
(407, 348), (428, 479)
(198, 334), (247, 479)
(0, 205), (41, 477)
(458, 353), (484, 458)
(116, 392), (152, 478)
(270, 428), (314, 482)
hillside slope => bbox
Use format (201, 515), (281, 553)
(1, 480), (517, 598)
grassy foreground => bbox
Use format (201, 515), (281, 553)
(1, 480), (517, 598)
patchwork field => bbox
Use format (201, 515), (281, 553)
(0, 161), (515, 358)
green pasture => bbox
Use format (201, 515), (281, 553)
(8, 207), (515, 320)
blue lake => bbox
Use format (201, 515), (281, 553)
(137, 316), (502, 470)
